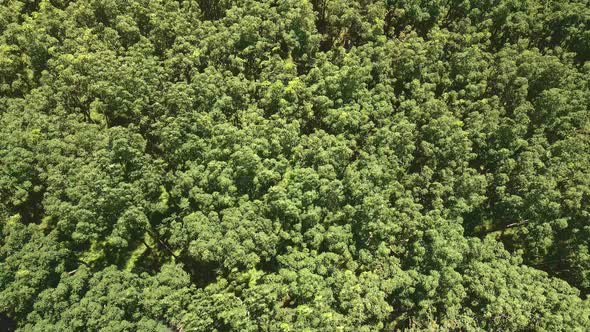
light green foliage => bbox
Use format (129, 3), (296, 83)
(1, 0), (590, 330)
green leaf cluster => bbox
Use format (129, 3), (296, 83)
(1, 0), (590, 330)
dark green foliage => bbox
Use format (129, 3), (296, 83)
(1, 0), (590, 330)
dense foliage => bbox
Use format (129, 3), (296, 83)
(1, 0), (590, 330)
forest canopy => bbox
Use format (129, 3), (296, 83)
(1, 0), (590, 330)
